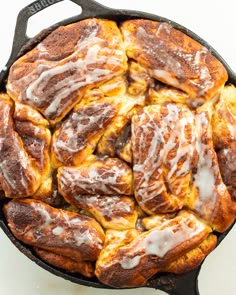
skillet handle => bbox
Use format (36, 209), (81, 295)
(168, 269), (200, 295)
(0, 0), (110, 81)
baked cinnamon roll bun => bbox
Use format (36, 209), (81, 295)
(1, 18), (235, 288)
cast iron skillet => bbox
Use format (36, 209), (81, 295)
(0, 1), (235, 294)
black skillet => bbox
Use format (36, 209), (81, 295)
(0, 0), (235, 294)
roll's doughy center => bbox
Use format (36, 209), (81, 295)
(2, 18), (236, 288)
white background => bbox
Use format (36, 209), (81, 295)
(0, 1), (236, 294)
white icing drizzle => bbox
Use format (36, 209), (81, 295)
(194, 165), (215, 201)
(136, 26), (184, 79)
(78, 195), (132, 216)
(132, 103), (195, 212)
(73, 228), (94, 246)
(59, 160), (131, 195)
(53, 102), (116, 164)
(120, 255), (141, 269)
(31, 201), (54, 230)
(143, 214), (205, 258)
(52, 226), (64, 236)
(74, 195), (133, 228)
(193, 111), (215, 211)
(134, 23), (215, 97)
(29, 201), (103, 249)
(176, 47), (214, 93)
(156, 22), (172, 36)
(0, 160), (18, 190)
(37, 43), (51, 60)
(9, 20), (126, 120)
(116, 212), (206, 270)
(192, 110), (228, 217)
(165, 104), (195, 179)
(133, 108), (165, 200)
(133, 101), (231, 224)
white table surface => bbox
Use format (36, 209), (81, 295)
(0, 1), (236, 294)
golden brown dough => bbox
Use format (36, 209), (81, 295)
(90, 75), (145, 157)
(80, 88), (105, 105)
(4, 199), (105, 262)
(99, 76), (127, 97)
(13, 101), (52, 200)
(34, 247), (95, 277)
(95, 210), (212, 288)
(132, 103), (196, 214)
(142, 213), (217, 274)
(212, 84), (236, 149)
(142, 213), (178, 230)
(148, 83), (191, 106)
(163, 233), (217, 274)
(7, 19), (127, 125)
(63, 194), (138, 230)
(14, 119), (51, 175)
(212, 84), (236, 201)
(58, 157), (133, 197)
(131, 101), (235, 232)
(127, 61), (153, 95)
(51, 99), (118, 167)
(96, 94), (145, 157)
(14, 102), (49, 127)
(115, 124), (132, 163)
(32, 171), (67, 208)
(1, 17), (236, 288)
(0, 95), (42, 198)
(14, 119), (52, 201)
(190, 105), (236, 232)
(116, 137), (132, 164)
(121, 19), (227, 103)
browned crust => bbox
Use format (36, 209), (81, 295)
(62, 194), (138, 230)
(163, 234), (217, 273)
(58, 157), (133, 197)
(4, 199), (105, 262)
(121, 20), (228, 102)
(132, 103), (195, 214)
(0, 95), (42, 197)
(51, 101), (118, 167)
(7, 19), (127, 125)
(95, 211), (212, 288)
(34, 247), (95, 277)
